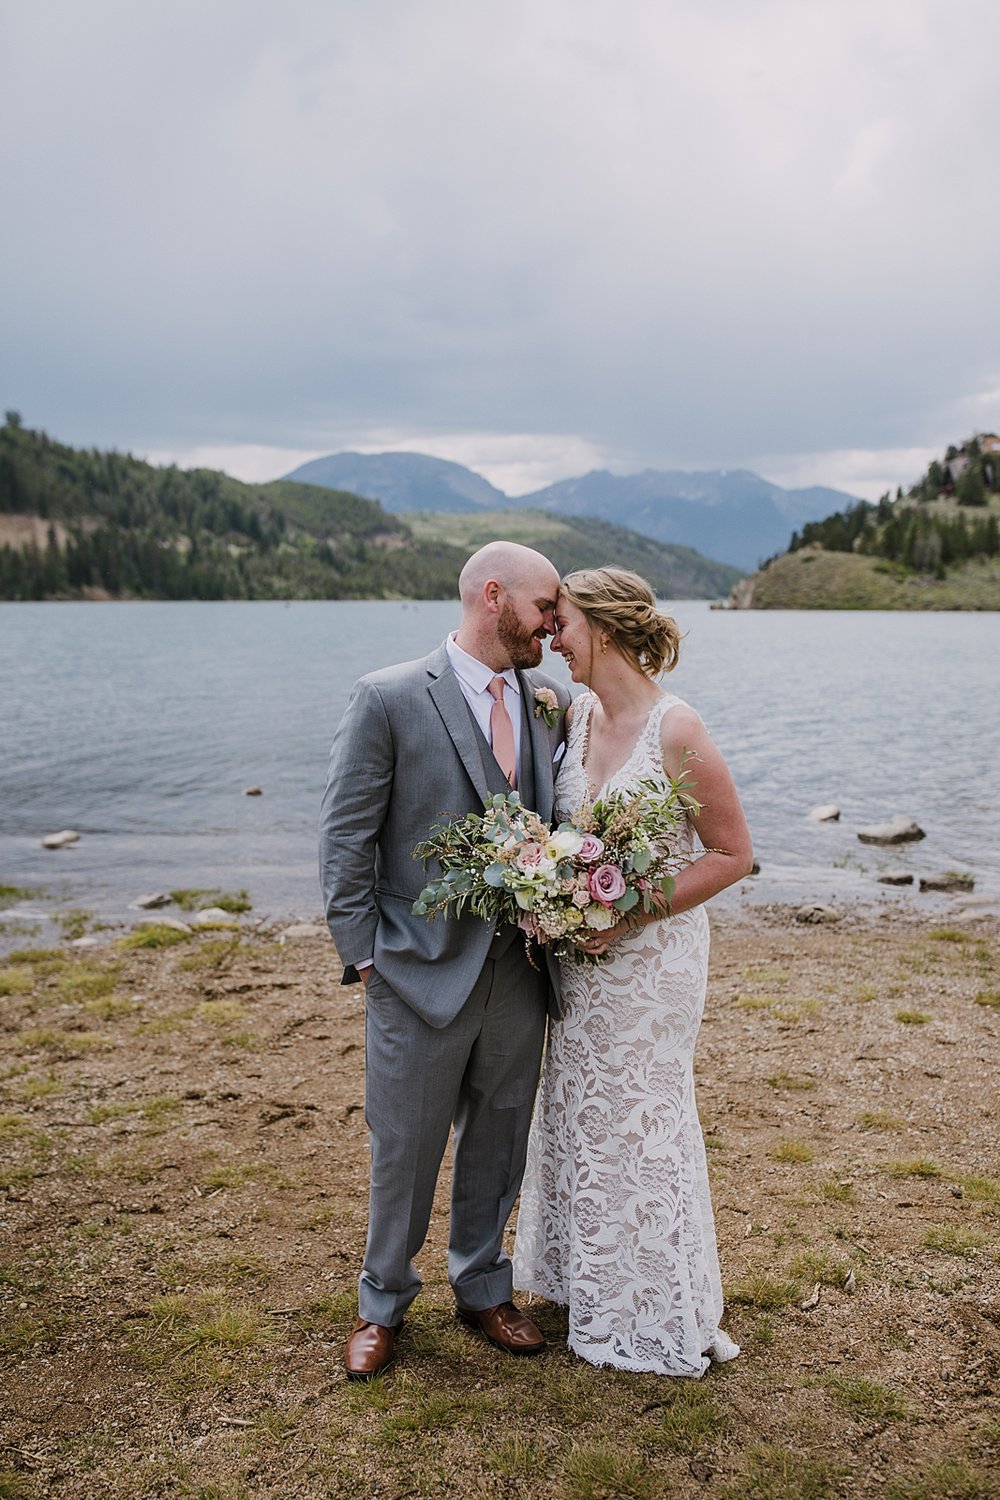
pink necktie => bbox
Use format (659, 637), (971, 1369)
(487, 675), (517, 788)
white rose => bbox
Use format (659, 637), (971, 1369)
(583, 904), (616, 930)
(548, 828), (585, 859)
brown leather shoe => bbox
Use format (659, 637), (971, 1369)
(344, 1317), (401, 1381)
(456, 1300), (545, 1355)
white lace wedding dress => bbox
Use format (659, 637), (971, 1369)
(513, 690), (739, 1377)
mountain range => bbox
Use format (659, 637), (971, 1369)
(285, 452), (862, 569)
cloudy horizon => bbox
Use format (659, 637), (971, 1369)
(3, 1), (998, 504)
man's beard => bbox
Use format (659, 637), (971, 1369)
(498, 601), (543, 668)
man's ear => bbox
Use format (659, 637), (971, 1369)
(483, 579), (502, 613)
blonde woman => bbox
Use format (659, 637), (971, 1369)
(512, 567), (753, 1376)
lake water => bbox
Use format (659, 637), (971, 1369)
(1, 600), (998, 948)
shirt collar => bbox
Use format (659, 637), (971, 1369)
(446, 634), (521, 696)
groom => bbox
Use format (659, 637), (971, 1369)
(319, 541), (569, 1380)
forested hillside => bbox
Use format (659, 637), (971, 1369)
(730, 435), (1000, 609)
(0, 415), (740, 600)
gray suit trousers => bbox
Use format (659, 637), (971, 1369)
(359, 940), (548, 1326)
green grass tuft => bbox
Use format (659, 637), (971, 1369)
(826, 1374), (910, 1421)
(120, 924), (192, 949)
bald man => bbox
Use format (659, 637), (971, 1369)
(320, 542), (570, 1379)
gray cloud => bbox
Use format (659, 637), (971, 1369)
(2, 0), (998, 488)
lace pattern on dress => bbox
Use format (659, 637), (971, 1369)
(513, 690), (739, 1376)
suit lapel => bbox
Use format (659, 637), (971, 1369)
(427, 648), (493, 807)
(519, 672), (555, 823)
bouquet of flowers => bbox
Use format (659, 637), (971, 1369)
(412, 771), (699, 962)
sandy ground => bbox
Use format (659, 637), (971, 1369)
(1, 903), (998, 1499)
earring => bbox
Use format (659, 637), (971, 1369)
(600, 637), (608, 654)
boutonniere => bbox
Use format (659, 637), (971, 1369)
(533, 687), (563, 729)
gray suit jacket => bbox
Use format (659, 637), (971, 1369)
(319, 641), (570, 1027)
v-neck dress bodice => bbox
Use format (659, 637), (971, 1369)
(512, 689), (738, 1376)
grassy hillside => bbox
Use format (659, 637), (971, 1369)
(406, 509), (741, 598)
(0, 416), (741, 601)
(734, 546), (1000, 610)
(731, 437), (1000, 610)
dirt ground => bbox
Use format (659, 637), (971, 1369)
(1, 904), (998, 1499)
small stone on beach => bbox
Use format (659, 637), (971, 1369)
(193, 907), (239, 927)
(795, 904), (841, 924)
(243, 786), (263, 796)
(279, 923), (329, 942)
(809, 804), (840, 822)
(41, 829), (80, 849)
(919, 873), (975, 893)
(857, 816), (925, 846)
(130, 892), (172, 910)
(877, 871), (914, 886)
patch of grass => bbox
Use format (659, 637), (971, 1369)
(860, 1111), (905, 1130)
(179, 936), (242, 972)
(885, 1461), (994, 1499)
(725, 1443), (839, 1500)
(9, 1072), (62, 1102)
(743, 965), (791, 984)
(974, 990), (1000, 1009)
(0, 1112), (35, 1139)
(648, 1382), (727, 1454)
(484, 1435), (546, 1480)
(201, 1162), (275, 1192)
(887, 1158), (943, 1180)
(771, 1138), (815, 1164)
(0, 1309), (65, 1357)
(140, 1095), (182, 1126)
(734, 993), (776, 1010)
(895, 1009), (930, 1025)
(788, 1250), (851, 1286)
(750, 1316), (775, 1348)
(0, 1468), (31, 1499)
(379, 1392), (461, 1441)
(927, 928), (971, 943)
(140, 1292), (274, 1369)
(56, 908), (92, 940)
(827, 1375), (910, 1421)
(170, 888), (251, 914)
(960, 1174), (1000, 1204)
(563, 1444), (654, 1500)
(88, 1101), (135, 1124)
(819, 1178), (857, 1203)
(0, 965), (34, 996)
(83, 993), (134, 1020)
(923, 1226), (987, 1258)
(4, 947), (62, 966)
(771, 998), (823, 1022)
(728, 1272), (802, 1309)
(120, 924), (192, 950)
(57, 961), (122, 1004)
(765, 1072), (816, 1091)
(17, 1026), (111, 1053)
(0, 883), (38, 908)
(854, 983), (879, 1002)
(195, 999), (248, 1028)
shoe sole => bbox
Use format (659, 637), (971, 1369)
(455, 1310), (545, 1356)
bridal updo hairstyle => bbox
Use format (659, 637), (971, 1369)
(559, 567), (682, 678)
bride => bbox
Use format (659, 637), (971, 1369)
(512, 567), (754, 1377)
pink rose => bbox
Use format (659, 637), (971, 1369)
(578, 834), (605, 865)
(517, 911), (544, 941)
(588, 863), (627, 905)
(515, 842), (547, 871)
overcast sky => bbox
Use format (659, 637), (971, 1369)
(2, 0), (998, 498)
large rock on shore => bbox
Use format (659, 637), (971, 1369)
(857, 817), (925, 846)
(877, 871), (914, 886)
(41, 829), (80, 849)
(809, 804), (840, 822)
